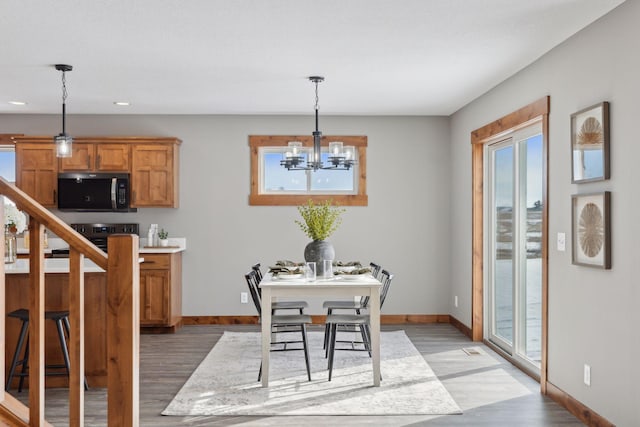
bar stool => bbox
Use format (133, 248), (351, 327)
(5, 308), (89, 392)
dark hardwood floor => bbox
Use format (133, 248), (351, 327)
(8, 323), (582, 426)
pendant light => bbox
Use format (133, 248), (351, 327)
(54, 64), (73, 158)
(280, 76), (356, 171)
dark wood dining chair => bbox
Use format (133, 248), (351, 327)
(251, 263), (309, 314)
(244, 270), (312, 381)
(325, 269), (394, 381)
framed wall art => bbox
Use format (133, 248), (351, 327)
(572, 192), (611, 269)
(571, 101), (609, 183)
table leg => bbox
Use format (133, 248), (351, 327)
(261, 287), (272, 387)
(369, 286), (381, 386)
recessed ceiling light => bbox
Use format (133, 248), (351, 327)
(8, 101), (27, 106)
(113, 101), (131, 106)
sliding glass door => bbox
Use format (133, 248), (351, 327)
(486, 123), (542, 375)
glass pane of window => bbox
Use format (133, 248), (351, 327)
(310, 152), (355, 192)
(263, 152), (306, 192)
(0, 150), (15, 182)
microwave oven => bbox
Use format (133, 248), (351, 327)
(57, 173), (136, 212)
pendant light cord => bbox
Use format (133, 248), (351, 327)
(314, 79), (320, 132)
(61, 70), (68, 135)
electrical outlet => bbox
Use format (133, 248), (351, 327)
(584, 364), (591, 386)
(454, 295), (458, 308)
(240, 292), (248, 304)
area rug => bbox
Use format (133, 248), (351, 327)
(162, 330), (461, 416)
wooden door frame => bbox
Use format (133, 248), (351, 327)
(471, 96), (550, 392)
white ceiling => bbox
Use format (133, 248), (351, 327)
(0, 0), (625, 116)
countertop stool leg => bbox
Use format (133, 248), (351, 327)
(5, 317), (29, 392)
(54, 318), (72, 379)
(62, 315), (89, 390)
(6, 310), (89, 392)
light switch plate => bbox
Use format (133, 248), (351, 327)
(557, 232), (566, 251)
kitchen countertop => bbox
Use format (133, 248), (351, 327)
(139, 238), (187, 254)
(16, 237), (187, 255)
(9, 238), (186, 273)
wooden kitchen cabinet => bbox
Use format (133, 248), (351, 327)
(131, 143), (179, 207)
(15, 142), (58, 207)
(139, 252), (182, 332)
(59, 142), (129, 172)
(14, 136), (181, 208)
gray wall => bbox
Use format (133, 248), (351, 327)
(0, 114), (451, 316)
(449, 1), (639, 425)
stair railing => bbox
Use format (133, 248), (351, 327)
(0, 177), (139, 427)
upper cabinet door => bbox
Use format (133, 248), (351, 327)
(59, 143), (95, 171)
(131, 144), (179, 208)
(60, 143), (129, 172)
(96, 143), (130, 171)
(16, 143), (58, 207)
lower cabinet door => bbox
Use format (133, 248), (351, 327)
(140, 269), (171, 325)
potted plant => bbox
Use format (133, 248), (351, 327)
(158, 228), (169, 247)
(295, 199), (345, 275)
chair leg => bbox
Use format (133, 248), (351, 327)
(323, 308), (333, 352)
(258, 361), (262, 382)
(6, 319), (29, 392)
(62, 316), (89, 390)
(301, 324), (311, 381)
(328, 323), (337, 381)
(18, 339), (29, 393)
(359, 325), (371, 357)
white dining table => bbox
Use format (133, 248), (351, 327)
(259, 272), (382, 387)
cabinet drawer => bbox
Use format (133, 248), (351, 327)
(140, 254), (171, 270)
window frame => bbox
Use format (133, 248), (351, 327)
(0, 134), (19, 184)
(249, 135), (368, 206)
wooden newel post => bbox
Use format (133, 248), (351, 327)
(106, 234), (140, 427)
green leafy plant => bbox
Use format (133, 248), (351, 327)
(158, 228), (168, 240)
(295, 199), (345, 241)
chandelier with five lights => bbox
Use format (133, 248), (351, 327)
(280, 76), (356, 171)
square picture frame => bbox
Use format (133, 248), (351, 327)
(572, 192), (611, 269)
(571, 101), (609, 183)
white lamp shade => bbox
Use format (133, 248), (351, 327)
(288, 141), (305, 157)
(55, 134), (73, 158)
(344, 146), (355, 160)
(328, 141), (343, 156)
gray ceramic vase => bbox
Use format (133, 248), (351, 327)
(304, 240), (335, 276)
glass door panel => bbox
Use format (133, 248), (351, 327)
(493, 145), (514, 347)
(486, 123), (542, 376)
(522, 134), (543, 364)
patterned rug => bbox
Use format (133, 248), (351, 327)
(162, 330), (462, 416)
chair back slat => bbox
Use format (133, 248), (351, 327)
(251, 263), (263, 283)
(359, 262), (382, 307)
(369, 262), (382, 279)
(251, 263), (264, 297)
(380, 269), (394, 308)
(244, 270), (262, 316)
